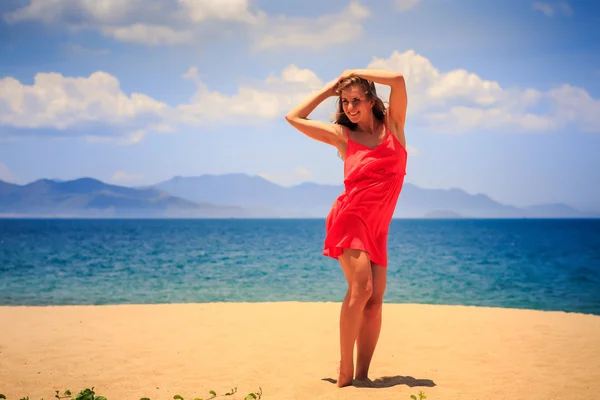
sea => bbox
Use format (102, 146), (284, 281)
(0, 218), (599, 315)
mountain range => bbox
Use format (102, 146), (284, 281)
(0, 174), (596, 219)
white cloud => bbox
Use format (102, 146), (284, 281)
(4, 0), (172, 26)
(0, 162), (17, 183)
(101, 24), (194, 45)
(85, 130), (148, 146)
(0, 71), (169, 141)
(2, 50), (599, 141)
(364, 49), (599, 134)
(3, 0), (207, 46)
(4, 0), (370, 50)
(178, 0), (260, 24)
(259, 166), (313, 187)
(254, 2), (371, 51)
(396, 0), (422, 12)
(547, 84), (600, 132)
(532, 2), (573, 17)
(175, 64), (329, 125)
(111, 170), (145, 184)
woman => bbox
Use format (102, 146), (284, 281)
(285, 69), (408, 387)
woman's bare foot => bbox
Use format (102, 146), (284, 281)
(337, 361), (354, 388)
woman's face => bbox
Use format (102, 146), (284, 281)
(340, 85), (373, 123)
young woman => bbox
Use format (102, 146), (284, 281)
(285, 69), (408, 387)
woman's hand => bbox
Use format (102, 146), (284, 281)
(337, 69), (356, 83)
(323, 78), (339, 96)
(323, 70), (356, 96)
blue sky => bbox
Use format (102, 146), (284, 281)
(1, 0), (599, 212)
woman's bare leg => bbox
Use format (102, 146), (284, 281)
(337, 249), (374, 387)
(355, 263), (387, 380)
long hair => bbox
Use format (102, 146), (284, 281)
(333, 76), (386, 129)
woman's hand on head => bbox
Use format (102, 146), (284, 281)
(324, 78), (340, 96)
(337, 69), (356, 83)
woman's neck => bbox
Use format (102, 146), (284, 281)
(357, 116), (379, 136)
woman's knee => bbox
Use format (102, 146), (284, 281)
(350, 277), (374, 302)
(363, 296), (383, 318)
(340, 248), (373, 300)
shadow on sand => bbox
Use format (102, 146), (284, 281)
(322, 375), (436, 389)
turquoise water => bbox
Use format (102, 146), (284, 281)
(0, 218), (599, 315)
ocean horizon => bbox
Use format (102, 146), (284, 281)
(1, 218), (599, 315)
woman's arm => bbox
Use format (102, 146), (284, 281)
(284, 82), (345, 147)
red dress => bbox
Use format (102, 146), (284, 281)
(323, 125), (408, 267)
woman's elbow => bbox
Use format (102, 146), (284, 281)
(285, 113), (300, 124)
(393, 74), (405, 86)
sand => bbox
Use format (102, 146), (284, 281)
(1, 302), (599, 400)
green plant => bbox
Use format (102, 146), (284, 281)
(0, 385), (263, 400)
(410, 391), (427, 400)
(172, 386), (262, 400)
(56, 390), (72, 399)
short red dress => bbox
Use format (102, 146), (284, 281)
(323, 125), (408, 267)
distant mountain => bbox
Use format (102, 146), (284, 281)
(1, 174), (596, 219)
(153, 173), (596, 219)
(520, 203), (589, 218)
(152, 174), (341, 217)
(0, 178), (245, 218)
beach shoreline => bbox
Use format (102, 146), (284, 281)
(1, 302), (599, 400)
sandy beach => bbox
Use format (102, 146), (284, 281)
(1, 302), (599, 400)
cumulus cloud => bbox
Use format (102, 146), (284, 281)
(0, 71), (170, 141)
(3, 0), (370, 50)
(253, 1), (371, 51)
(532, 2), (573, 17)
(546, 84), (600, 132)
(101, 24), (194, 45)
(364, 50), (598, 134)
(3, 0), (241, 46)
(1, 50), (599, 141)
(175, 64), (330, 125)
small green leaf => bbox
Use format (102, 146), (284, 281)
(410, 396), (417, 400)
(209, 390), (216, 396)
(140, 398), (151, 400)
(0, 394), (6, 399)
(193, 398), (203, 400)
(96, 397), (107, 400)
(174, 396), (184, 400)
